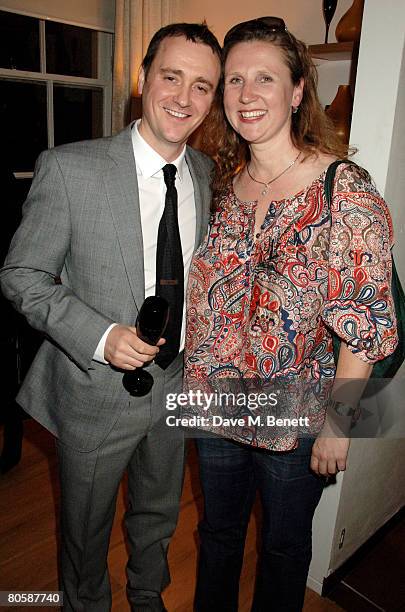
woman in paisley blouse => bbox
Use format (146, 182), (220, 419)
(184, 17), (398, 612)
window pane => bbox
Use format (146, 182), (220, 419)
(53, 85), (103, 146)
(0, 10), (40, 72)
(46, 22), (97, 78)
(0, 79), (47, 172)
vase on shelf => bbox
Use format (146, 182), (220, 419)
(326, 85), (353, 144)
(335, 0), (365, 43)
(323, 0), (338, 44)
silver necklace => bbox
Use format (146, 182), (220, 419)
(246, 152), (301, 196)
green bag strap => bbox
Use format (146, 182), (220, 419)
(391, 258), (405, 302)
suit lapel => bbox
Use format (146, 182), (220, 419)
(103, 134), (210, 311)
(104, 125), (145, 310)
(185, 147), (210, 250)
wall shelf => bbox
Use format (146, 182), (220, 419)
(309, 42), (354, 61)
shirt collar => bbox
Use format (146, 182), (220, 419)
(131, 120), (186, 181)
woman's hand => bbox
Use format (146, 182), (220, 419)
(311, 342), (372, 476)
(310, 436), (350, 476)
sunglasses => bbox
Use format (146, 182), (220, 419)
(224, 16), (287, 44)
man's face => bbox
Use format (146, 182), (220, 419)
(138, 36), (220, 160)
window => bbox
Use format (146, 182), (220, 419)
(45, 21), (98, 78)
(0, 10), (40, 72)
(0, 79), (47, 172)
(0, 10), (113, 375)
(0, 9), (113, 176)
(53, 85), (104, 146)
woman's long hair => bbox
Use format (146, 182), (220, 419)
(202, 20), (351, 196)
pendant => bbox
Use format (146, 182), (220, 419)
(261, 186), (268, 196)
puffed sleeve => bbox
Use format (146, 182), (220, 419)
(321, 163), (398, 363)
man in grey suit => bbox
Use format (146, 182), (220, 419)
(0, 23), (221, 612)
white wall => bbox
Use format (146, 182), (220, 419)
(306, 476), (343, 593)
(385, 38), (405, 278)
(331, 439), (405, 570)
(0, 0), (115, 31)
(350, 0), (405, 196)
(316, 60), (351, 108)
(179, 0), (352, 45)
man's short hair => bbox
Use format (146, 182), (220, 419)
(141, 23), (221, 80)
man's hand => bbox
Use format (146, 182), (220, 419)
(104, 324), (165, 370)
(310, 437), (350, 476)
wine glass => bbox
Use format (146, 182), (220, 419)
(122, 296), (169, 397)
(323, 0), (338, 44)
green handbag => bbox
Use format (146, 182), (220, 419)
(324, 160), (405, 378)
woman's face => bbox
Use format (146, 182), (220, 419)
(223, 40), (303, 146)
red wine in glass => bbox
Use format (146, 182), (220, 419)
(323, 0), (338, 44)
(122, 296), (169, 397)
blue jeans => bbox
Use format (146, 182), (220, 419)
(195, 436), (324, 612)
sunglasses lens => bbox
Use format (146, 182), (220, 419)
(224, 16), (286, 42)
(261, 17), (286, 30)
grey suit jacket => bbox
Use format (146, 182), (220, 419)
(0, 124), (213, 451)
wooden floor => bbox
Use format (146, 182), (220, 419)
(0, 420), (344, 611)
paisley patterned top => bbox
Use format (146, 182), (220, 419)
(183, 163), (398, 449)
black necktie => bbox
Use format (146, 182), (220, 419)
(154, 164), (184, 369)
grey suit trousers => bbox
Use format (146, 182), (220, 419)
(57, 355), (184, 612)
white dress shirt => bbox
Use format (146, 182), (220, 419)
(93, 120), (196, 363)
